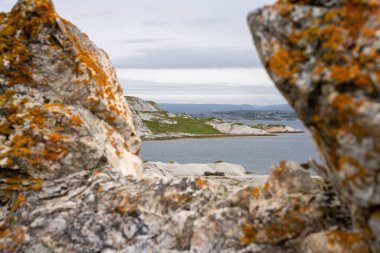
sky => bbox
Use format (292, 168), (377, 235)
(0, 0), (283, 105)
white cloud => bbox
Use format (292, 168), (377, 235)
(117, 68), (284, 105)
(117, 68), (273, 86)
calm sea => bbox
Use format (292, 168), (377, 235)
(141, 120), (321, 174)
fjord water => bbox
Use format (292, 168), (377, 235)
(141, 120), (321, 174)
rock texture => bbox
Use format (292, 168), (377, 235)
(205, 119), (271, 135)
(0, 0), (142, 180)
(249, 0), (380, 251)
(0, 0), (371, 252)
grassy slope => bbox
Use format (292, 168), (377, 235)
(143, 114), (221, 135)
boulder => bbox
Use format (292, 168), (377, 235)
(0, 0), (142, 180)
(248, 0), (380, 251)
(0, 0), (366, 252)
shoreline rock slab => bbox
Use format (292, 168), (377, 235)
(249, 0), (380, 251)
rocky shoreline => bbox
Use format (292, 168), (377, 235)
(0, 0), (378, 252)
(128, 96), (304, 140)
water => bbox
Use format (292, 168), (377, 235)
(141, 120), (321, 174)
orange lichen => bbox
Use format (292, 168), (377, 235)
(9, 134), (34, 157)
(330, 64), (360, 84)
(321, 25), (345, 49)
(332, 94), (353, 109)
(71, 115), (82, 126)
(326, 230), (369, 253)
(48, 133), (62, 142)
(252, 187), (260, 199)
(42, 144), (68, 161)
(115, 206), (127, 214)
(195, 178), (207, 188)
(240, 224), (257, 244)
(11, 195), (26, 212)
(362, 26), (377, 37)
(269, 48), (294, 78)
(43, 103), (65, 109)
(177, 195), (183, 205)
(0, 122), (11, 135)
(265, 215), (305, 241)
(1, 174), (43, 192)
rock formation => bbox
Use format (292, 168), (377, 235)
(249, 0), (380, 251)
(0, 0), (142, 180)
(0, 0), (374, 252)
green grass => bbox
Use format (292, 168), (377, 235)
(144, 116), (221, 135)
(251, 124), (285, 130)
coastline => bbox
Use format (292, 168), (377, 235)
(142, 131), (304, 141)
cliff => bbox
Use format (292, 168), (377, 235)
(249, 0), (380, 251)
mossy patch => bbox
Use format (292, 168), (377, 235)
(143, 116), (221, 135)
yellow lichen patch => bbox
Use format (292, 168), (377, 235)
(265, 215), (305, 242)
(269, 48), (294, 78)
(42, 103), (65, 109)
(195, 178), (208, 188)
(330, 64), (360, 84)
(42, 144), (68, 161)
(10, 195), (26, 212)
(321, 25), (345, 49)
(95, 185), (103, 193)
(48, 133), (62, 142)
(362, 26), (377, 37)
(331, 94), (353, 110)
(252, 187), (260, 199)
(0, 226), (29, 252)
(0, 122), (11, 135)
(240, 224), (257, 244)
(1, 173), (43, 192)
(71, 115), (82, 126)
(326, 230), (369, 253)
(355, 74), (374, 93)
(273, 2), (292, 16)
(115, 206), (127, 214)
(177, 195), (183, 205)
(9, 134), (34, 157)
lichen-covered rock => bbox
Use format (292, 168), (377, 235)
(0, 157), (353, 252)
(0, 0), (142, 180)
(0, 0), (364, 252)
(248, 0), (380, 251)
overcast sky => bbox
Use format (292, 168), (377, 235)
(0, 0), (283, 105)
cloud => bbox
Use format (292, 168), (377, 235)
(141, 17), (226, 28)
(141, 20), (170, 27)
(182, 18), (226, 26)
(79, 11), (113, 19)
(113, 47), (262, 69)
(119, 38), (174, 44)
(118, 78), (285, 105)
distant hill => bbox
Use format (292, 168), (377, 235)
(159, 103), (292, 114)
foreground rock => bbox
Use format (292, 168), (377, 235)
(0, 0), (368, 252)
(144, 161), (268, 191)
(249, 0), (380, 251)
(0, 0), (142, 179)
